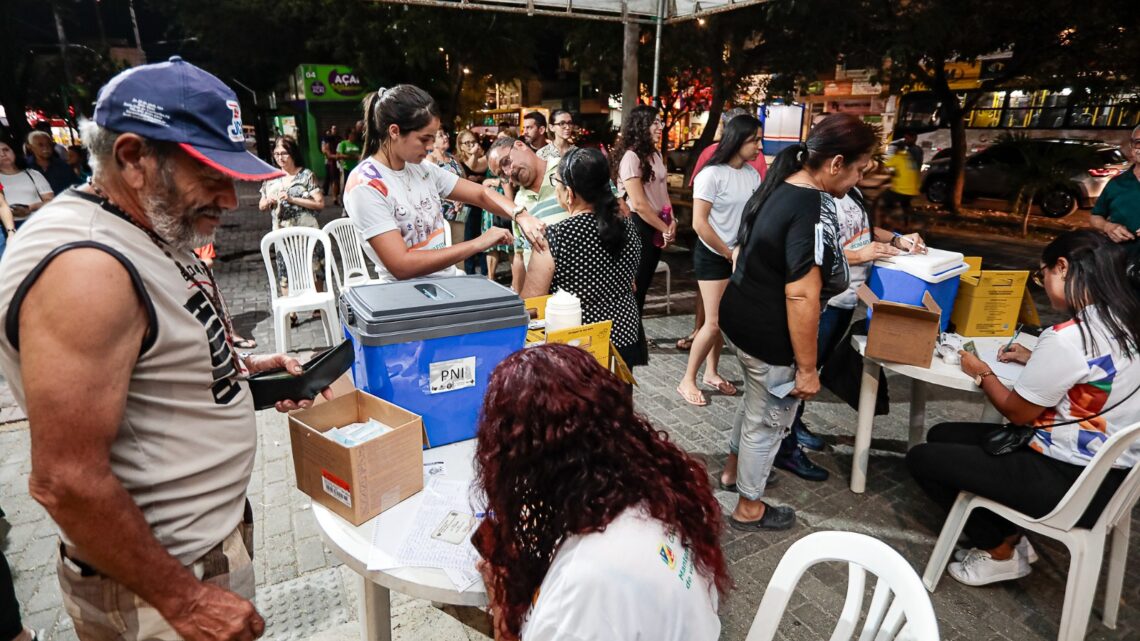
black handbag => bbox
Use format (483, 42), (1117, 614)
(820, 319), (890, 416)
(983, 382), (1140, 456)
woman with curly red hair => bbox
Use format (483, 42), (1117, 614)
(472, 344), (730, 641)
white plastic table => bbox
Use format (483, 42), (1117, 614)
(849, 334), (1037, 493)
(312, 438), (486, 641)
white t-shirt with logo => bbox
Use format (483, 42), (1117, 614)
(520, 506), (721, 641)
(827, 191), (872, 310)
(1016, 306), (1140, 467)
(344, 157), (461, 282)
(691, 163), (760, 252)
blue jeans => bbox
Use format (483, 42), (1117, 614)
(778, 305), (855, 457)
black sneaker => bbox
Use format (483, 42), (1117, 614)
(794, 420), (826, 451)
(728, 503), (796, 531)
(775, 446), (830, 482)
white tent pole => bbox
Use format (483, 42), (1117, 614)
(651, 0), (665, 100)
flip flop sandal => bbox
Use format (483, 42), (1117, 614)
(676, 386), (708, 407)
(234, 338), (258, 349)
(676, 335), (696, 350)
(704, 379), (738, 396)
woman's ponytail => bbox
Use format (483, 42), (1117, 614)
(736, 143), (805, 247)
(361, 91), (383, 158)
(560, 148), (625, 257)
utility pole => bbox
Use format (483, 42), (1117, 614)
(52, 3), (77, 132)
(128, 0), (146, 63)
(92, 0), (108, 51)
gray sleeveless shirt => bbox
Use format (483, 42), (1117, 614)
(0, 190), (257, 565)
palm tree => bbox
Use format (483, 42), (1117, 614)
(990, 133), (1098, 236)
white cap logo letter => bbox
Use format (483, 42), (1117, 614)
(226, 100), (244, 143)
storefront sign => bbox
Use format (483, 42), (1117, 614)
(296, 64), (366, 102)
(852, 80), (884, 96)
(824, 81), (853, 97)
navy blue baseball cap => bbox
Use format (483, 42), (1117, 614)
(94, 56), (283, 181)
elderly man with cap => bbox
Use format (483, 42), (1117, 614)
(0, 57), (322, 641)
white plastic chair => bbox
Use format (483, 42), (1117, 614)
(922, 421), (1140, 641)
(654, 260), (671, 314)
(260, 227), (340, 353)
(747, 531), (940, 641)
(322, 218), (380, 291)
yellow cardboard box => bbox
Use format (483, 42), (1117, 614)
(951, 260), (1030, 337)
(288, 389), (425, 526)
(524, 296), (636, 385)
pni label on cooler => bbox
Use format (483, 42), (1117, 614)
(429, 357), (476, 394)
(321, 470), (352, 508)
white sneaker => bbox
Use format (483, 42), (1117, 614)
(948, 547), (1031, 586)
(953, 536), (1038, 564)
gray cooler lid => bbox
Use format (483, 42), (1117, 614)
(341, 275), (529, 346)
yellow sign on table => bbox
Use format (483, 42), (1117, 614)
(523, 296), (636, 385)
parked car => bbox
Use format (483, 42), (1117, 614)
(921, 139), (1129, 217)
(666, 139), (699, 172)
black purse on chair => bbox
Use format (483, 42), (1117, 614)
(982, 383), (1140, 456)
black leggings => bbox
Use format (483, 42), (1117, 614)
(906, 422), (1127, 550)
(0, 549), (22, 639)
(632, 215), (662, 316)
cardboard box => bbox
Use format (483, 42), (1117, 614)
(857, 285), (941, 368)
(289, 389), (425, 526)
(951, 266), (1030, 337)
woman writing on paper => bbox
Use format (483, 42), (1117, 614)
(473, 344), (729, 641)
(909, 230), (1140, 587)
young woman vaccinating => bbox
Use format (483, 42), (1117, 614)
(344, 85), (546, 281)
(909, 230), (1140, 587)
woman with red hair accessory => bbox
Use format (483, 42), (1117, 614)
(471, 344), (730, 641)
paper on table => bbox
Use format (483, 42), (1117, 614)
(977, 342), (1026, 382)
(444, 567), (482, 592)
(394, 477), (483, 574)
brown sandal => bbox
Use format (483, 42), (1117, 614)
(675, 334), (696, 351)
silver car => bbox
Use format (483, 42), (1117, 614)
(921, 139), (1130, 217)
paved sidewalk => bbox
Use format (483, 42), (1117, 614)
(1, 191), (1137, 640)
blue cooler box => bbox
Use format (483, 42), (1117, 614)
(867, 248), (969, 332)
(341, 276), (528, 448)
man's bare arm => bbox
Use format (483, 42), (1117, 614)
(21, 248), (262, 640)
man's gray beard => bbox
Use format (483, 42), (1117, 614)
(143, 169), (220, 252)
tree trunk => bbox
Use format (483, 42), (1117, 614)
(946, 106), (968, 216)
(683, 29), (729, 185)
(621, 20), (640, 122)
(1023, 191), (1036, 237)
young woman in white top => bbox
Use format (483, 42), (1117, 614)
(677, 115), (762, 406)
(343, 85), (545, 282)
(0, 137), (53, 258)
(473, 344), (729, 641)
(909, 231), (1140, 587)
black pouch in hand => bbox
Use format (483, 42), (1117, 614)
(982, 424), (1037, 456)
(247, 340), (354, 410)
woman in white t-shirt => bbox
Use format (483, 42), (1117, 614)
(473, 344), (729, 641)
(344, 85), (545, 282)
(0, 137), (54, 258)
(677, 115), (762, 406)
(909, 231), (1140, 588)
